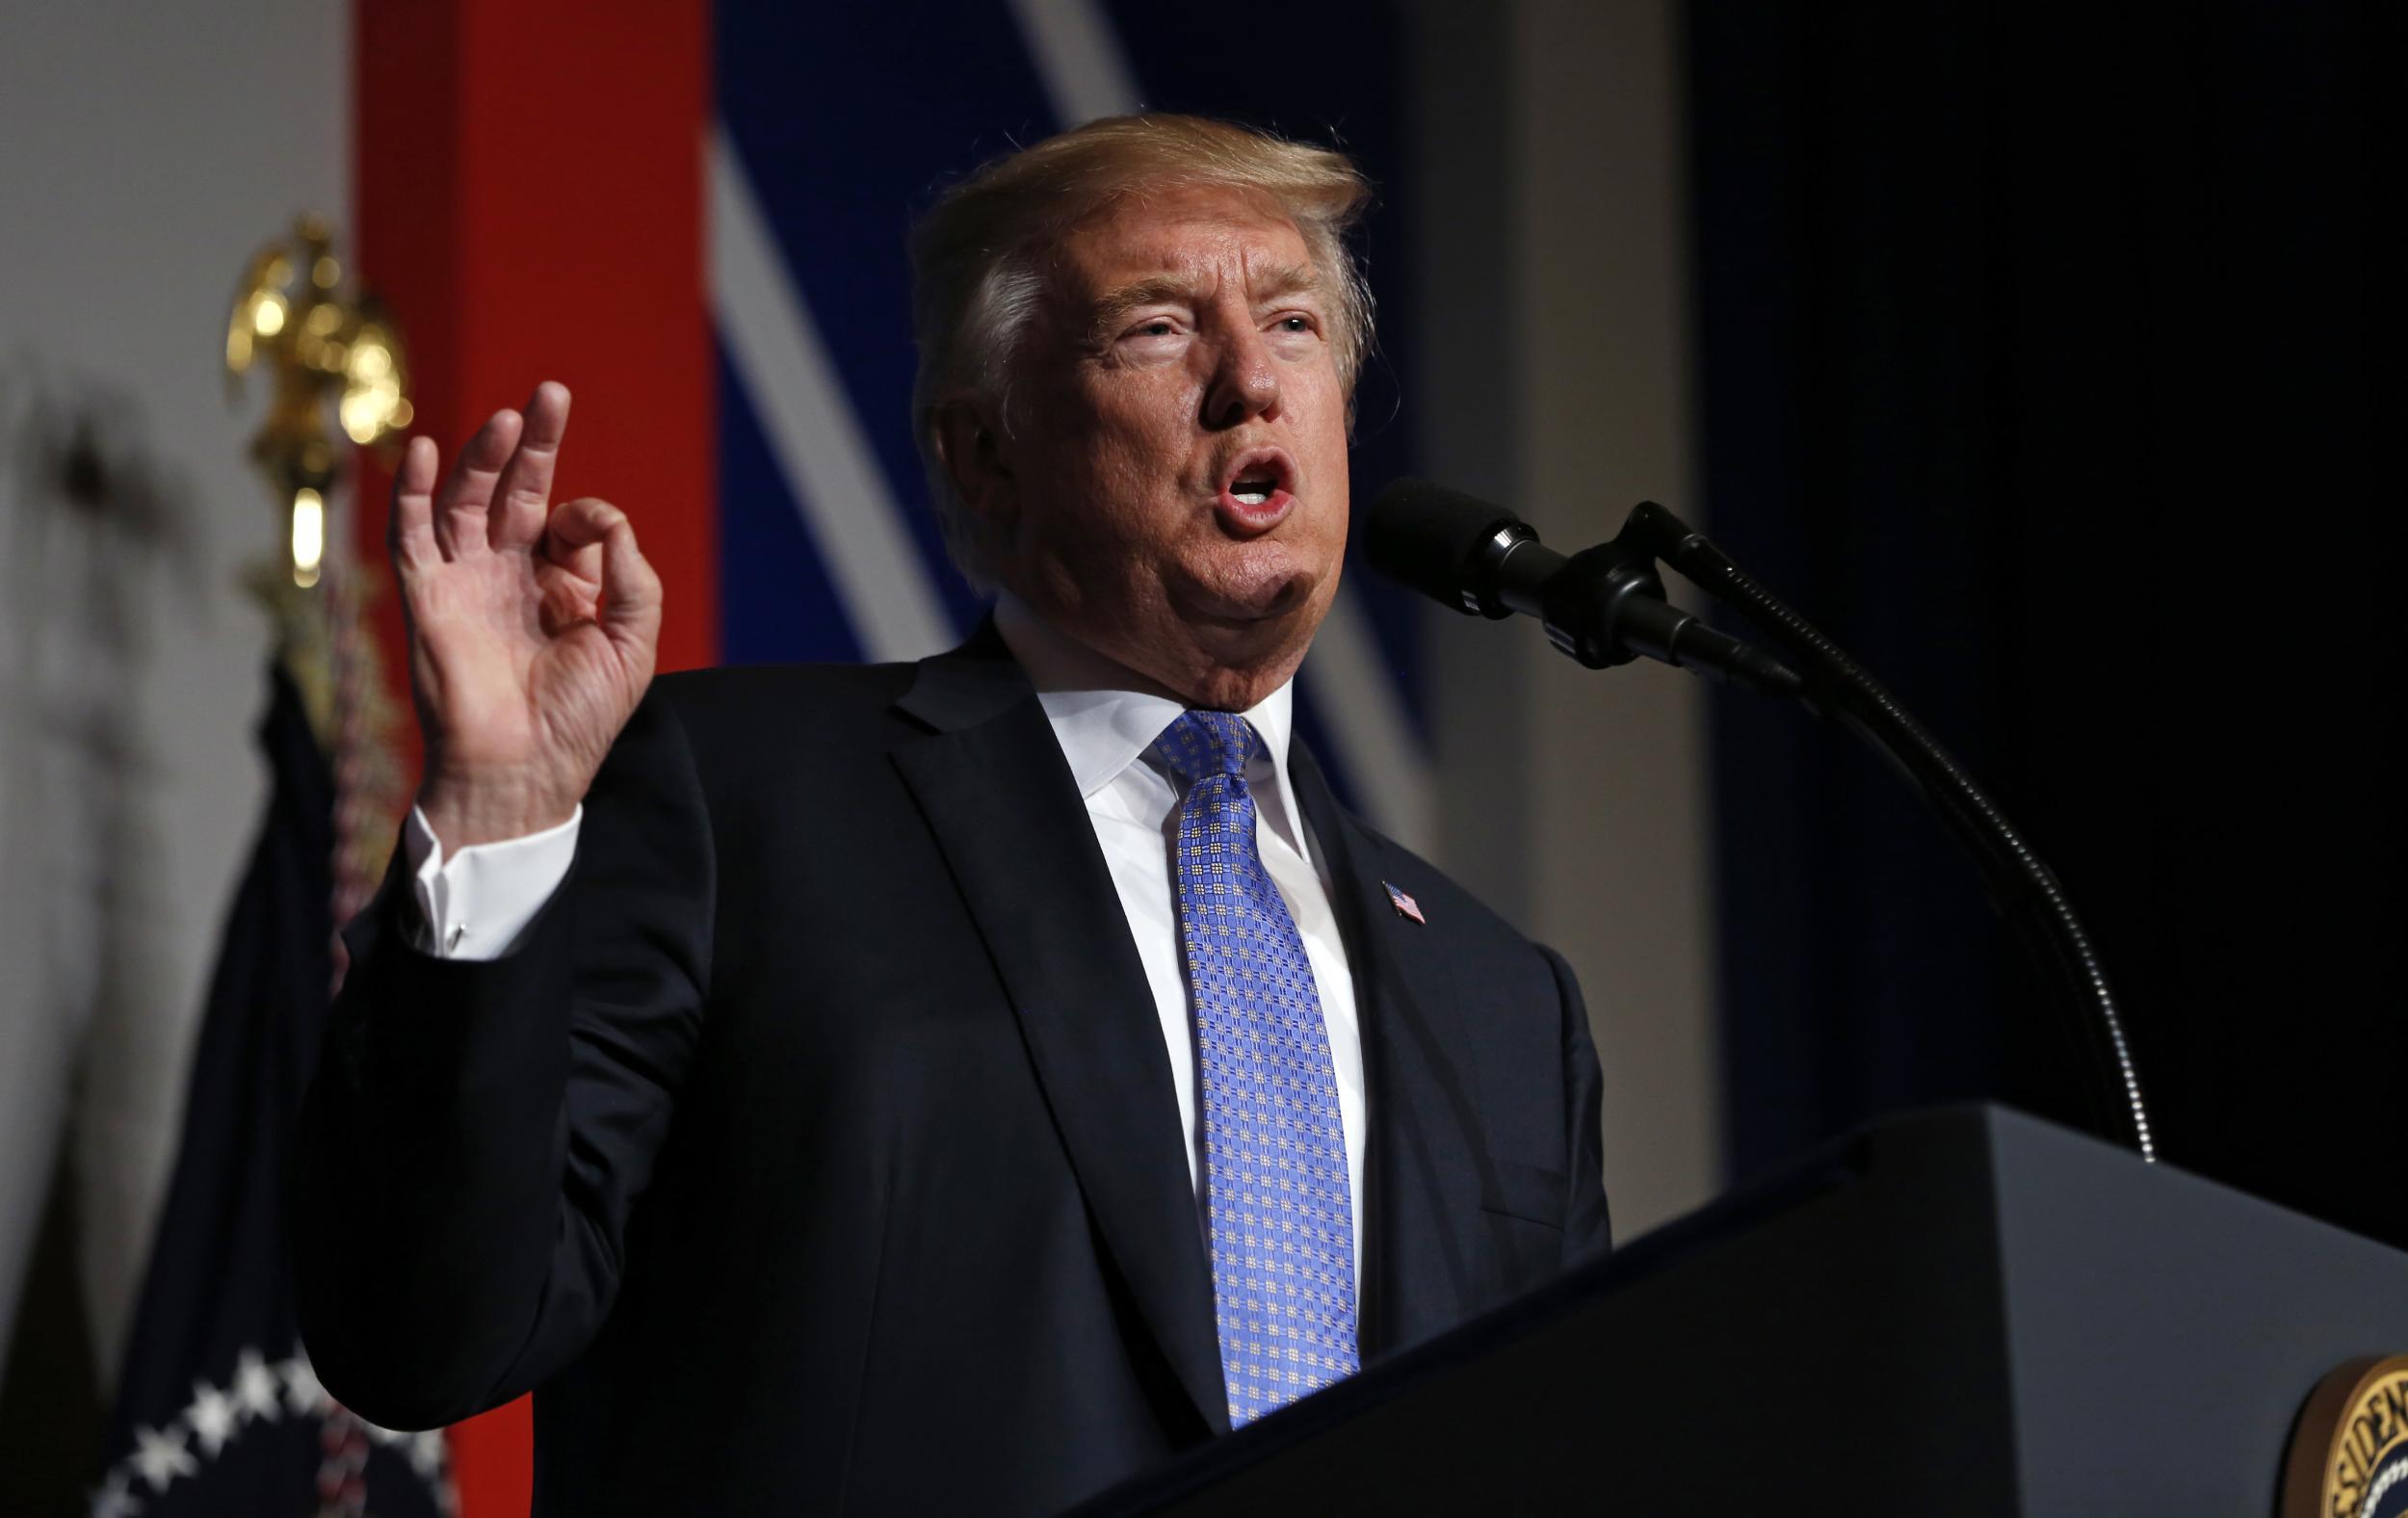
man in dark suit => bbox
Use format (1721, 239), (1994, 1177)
(297, 115), (1610, 1515)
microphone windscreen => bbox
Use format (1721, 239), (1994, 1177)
(1364, 480), (1527, 611)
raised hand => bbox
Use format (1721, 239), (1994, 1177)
(392, 381), (663, 849)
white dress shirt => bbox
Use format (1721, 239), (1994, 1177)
(402, 600), (1369, 1278)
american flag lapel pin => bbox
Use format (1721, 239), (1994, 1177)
(1384, 881), (1426, 924)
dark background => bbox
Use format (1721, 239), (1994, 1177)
(1689, 0), (2402, 1246)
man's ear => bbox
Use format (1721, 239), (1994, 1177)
(930, 396), (1017, 537)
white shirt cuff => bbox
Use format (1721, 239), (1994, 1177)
(403, 804), (583, 960)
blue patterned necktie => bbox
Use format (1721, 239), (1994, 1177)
(1151, 709), (1360, 1426)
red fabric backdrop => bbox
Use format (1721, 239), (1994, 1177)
(352, 3), (716, 1509)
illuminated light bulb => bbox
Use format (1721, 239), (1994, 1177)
(253, 292), (287, 337)
(340, 391), (380, 444)
(291, 487), (324, 588)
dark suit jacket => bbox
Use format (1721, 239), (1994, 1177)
(295, 630), (1611, 1515)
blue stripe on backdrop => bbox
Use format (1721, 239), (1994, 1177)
(712, 0), (1421, 811)
(717, 346), (864, 665)
(714, 2), (1054, 660)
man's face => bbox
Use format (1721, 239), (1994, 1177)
(968, 183), (1351, 710)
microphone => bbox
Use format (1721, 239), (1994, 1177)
(1365, 480), (1804, 696)
(1366, 481), (2158, 1163)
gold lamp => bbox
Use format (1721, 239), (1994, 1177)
(225, 213), (412, 588)
(221, 215), (413, 886)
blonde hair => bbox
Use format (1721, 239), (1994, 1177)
(910, 114), (1375, 586)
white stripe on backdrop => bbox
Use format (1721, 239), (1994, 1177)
(710, 128), (958, 666)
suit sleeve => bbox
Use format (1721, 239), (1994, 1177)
(1539, 945), (1613, 1263)
(294, 689), (715, 1430)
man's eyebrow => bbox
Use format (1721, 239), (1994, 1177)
(1249, 262), (1325, 306)
(1086, 264), (1328, 333)
(1090, 275), (1201, 331)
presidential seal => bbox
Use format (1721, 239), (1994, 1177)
(2285, 1355), (2408, 1518)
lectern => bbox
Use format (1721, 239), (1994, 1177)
(1075, 1106), (2408, 1515)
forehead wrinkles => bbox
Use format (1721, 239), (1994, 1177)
(1051, 196), (1321, 328)
(1091, 260), (1324, 335)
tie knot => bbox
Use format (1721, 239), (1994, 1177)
(1153, 709), (1260, 786)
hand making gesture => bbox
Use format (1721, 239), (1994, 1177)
(390, 381), (662, 849)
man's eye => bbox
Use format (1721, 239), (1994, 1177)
(1273, 315), (1317, 334)
(1128, 320), (1179, 339)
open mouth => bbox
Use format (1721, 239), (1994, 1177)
(1215, 449), (1296, 533)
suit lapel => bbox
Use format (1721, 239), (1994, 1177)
(890, 633), (1229, 1434)
(1290, 746), (1491, 1361)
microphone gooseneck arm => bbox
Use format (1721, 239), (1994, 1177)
(1361, 479), (2156, 1164)
(1618, 502), (2157, 1165)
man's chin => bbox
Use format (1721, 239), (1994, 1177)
(1171, 547), (1327, 627)
(1158, 565), (1336, 701)
(1023, 554), (1339, 709)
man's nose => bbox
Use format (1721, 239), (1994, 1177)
(1201, 327), (1280, 430)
